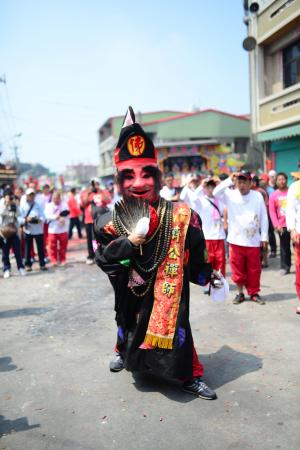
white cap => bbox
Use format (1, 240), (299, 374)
(268, 169), (276, 177)
(90, 177), (101, 185)
(26, 188), (35, 195)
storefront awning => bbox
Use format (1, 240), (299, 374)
(257, 124), (300, 142)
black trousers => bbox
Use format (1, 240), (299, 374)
(68, 217), (82, 239)
(268, 215), (277, 254)
(85, 223), (94, 259)
(2, 234), (24, 271)
(24, 234), (45, 268)
(279, 228), (291, 271)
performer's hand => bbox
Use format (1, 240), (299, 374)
(291, 229), (300, 243)
(128, 233), (146, 246)
(260, 241), (268, 249)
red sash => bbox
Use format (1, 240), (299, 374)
(143, 203), (191, 350)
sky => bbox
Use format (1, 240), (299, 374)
(0, 0), (250, 173)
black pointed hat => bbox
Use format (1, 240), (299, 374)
(114, 106), (157, 170)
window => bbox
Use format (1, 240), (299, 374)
(283, 39), (300, 88)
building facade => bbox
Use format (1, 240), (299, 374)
(98, 109), (250, 184)
(63, 164), (98, 186)
(245, 0), (300, 179)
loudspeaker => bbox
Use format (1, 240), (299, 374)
(242, 36), (257, 51)
(249, 2), (259, 13)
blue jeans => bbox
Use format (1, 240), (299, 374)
(2, 234), (24, 271)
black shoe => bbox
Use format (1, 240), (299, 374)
(40, 266), (48, 271)
(269, 252), (276, 258)
(233, 293), (245, 304)
(279, 269), (290, 276)
(183, 377), (217, 400)
(109, 353), (124, 372)
(250, 294), (265, 305)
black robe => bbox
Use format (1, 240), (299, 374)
(94, 202), (212, 380)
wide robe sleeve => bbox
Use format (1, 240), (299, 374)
(93, 209), (138, 278)
(187, 210), (213, 286)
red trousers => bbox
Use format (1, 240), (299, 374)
(294, 241), (300, 300)
(43, 223), (49, 257)
(229, 244), (261, 296)
(48, 232), (68, 264)
(192, 345), (204, 378)
(206, 239), (226, 277)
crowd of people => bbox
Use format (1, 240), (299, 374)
(2, 105), (300, 402)
(159, 168), (300, 312)
(0, 178), (113, 277)
(1, 167), (300, 314)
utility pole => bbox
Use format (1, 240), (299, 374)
(12, 144), (19, 174)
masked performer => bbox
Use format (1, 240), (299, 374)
(94, 107), (218, 400)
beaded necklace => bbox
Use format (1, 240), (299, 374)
(112, 198), (173, 297)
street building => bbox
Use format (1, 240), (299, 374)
(98, 109), (250, 184)
(0, 164), (17, 187)
(244, 0), (300, 179)
(63, 163), (98, 186)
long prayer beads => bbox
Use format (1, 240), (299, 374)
(112, 198), (173, 298)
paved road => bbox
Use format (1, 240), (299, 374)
(1, 240), (300, 450)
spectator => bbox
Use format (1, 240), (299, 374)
(0, 190), (26, 278)
(252, 175), (269, 268)
(45, 191), (69, 266)
(80, 178), (111, 264)
(251, 175), (268, 205)
(106, 181), (121, 208)
(267, 170), (277, 196)
(269, 172), (291, 276)
(20, 188), (47, 272)
(67, 188), (83, 239)
(14, 186), (24, 204)
(180, 173), (202, 208)
(36, 184), (52, 262)
(160, 173), (179, 201)
(286, 176), (300, 314)
(213, 171), (268, 305)
(260, 173), (277, 257)
(194, 178), (226, 277)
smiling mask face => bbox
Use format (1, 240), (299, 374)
(118, 165), (160, 203)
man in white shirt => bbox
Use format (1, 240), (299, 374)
(213, 171), (268, 305)
(286, 177), (300, 314)
(20, 188), (47, 272)
(35, 184), (52, 261)
(45, 191), (69, 266)
(180, 173), (202, 209)
(159, 173), (179, 201)
(194, 178), (226, 276)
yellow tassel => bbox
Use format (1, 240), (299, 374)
(144, 334), (173, 350)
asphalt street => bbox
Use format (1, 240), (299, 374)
(1, 239), (300, 450)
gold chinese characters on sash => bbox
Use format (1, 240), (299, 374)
(143, 202), (191, 350)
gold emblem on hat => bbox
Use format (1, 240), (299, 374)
(127, 135), (145, 156)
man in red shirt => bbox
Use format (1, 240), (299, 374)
(80, 179), (111, 264)
(67, 188), (83, 239)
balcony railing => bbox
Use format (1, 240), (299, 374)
(259, 83), (300, 130)
(257, 0), (300, 44)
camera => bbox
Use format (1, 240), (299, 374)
(91, 180), (98, 193)
(9, 204), (17, 213)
